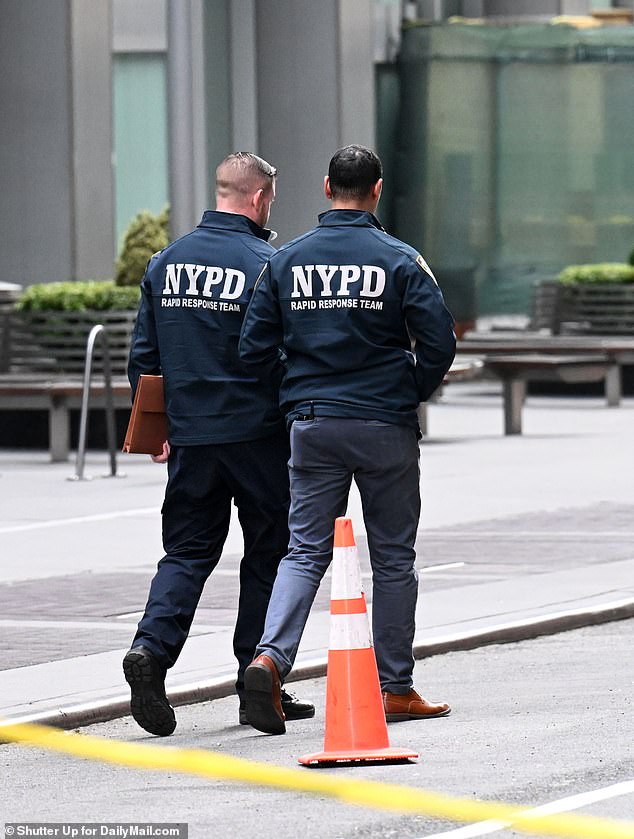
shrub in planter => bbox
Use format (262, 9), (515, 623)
(11, 282), (140, 375)
(17, 281), (140, 312)
(115, 206), (169, 287)
(557, 263), (634, 285)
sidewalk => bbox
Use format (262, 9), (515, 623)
(1, 381), (633, 728)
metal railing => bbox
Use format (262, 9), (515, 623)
(70, 324), (123, 481)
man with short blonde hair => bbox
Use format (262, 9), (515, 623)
(215, 152), (277, 203)
(123, 152), (313, 736)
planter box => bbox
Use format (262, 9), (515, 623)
(533, 281), (634, 335)
(0, 309), (137, 375)
(559, 284), (634, 335)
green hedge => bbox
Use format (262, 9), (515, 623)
(557, 263), (634, 285)
(17, 281), (140, 312)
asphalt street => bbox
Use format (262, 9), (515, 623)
(1, 381), (634, 838)
(2, 621), (633, 839)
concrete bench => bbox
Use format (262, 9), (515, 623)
(0, 309), (136, 460)
(482, 354), (615, 435)
(0, 375), (131, 461)
(457, 334), (634, 406)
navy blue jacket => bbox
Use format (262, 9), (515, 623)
(128, 210), (283, 445)
(239, 210), (456, 429)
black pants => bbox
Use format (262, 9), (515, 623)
(132, 432), (290, 699)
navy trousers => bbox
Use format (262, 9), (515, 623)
(256, 417), (420, 694)
(132, 431), (290, 699)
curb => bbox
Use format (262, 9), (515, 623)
(2, 597), (633, 733)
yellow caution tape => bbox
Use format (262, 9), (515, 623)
(2, 719), (633, 839)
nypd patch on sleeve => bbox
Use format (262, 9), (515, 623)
(416, 254), (438, 285)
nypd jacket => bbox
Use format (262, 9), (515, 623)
(128, 210), (283, 445)
(238, 209), (456, 429)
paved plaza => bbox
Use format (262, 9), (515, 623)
(1, 380), (633, 728)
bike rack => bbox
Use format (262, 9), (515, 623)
(69, 324), (124, 481)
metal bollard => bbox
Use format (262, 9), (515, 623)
(69, 324), (124, 481)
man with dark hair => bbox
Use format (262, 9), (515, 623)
(239, 144), (456, 736)
(327, 143), (383, 199)
(123, 152), (313, 736)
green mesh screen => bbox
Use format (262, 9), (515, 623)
(389, 22), (634, 318)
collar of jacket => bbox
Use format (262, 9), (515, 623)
(317, 209), (385, 231)
(198, 210), (273, 242)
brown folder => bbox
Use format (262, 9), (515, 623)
(122, 374), (168, 456)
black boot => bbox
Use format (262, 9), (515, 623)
(123, 646), (176, 736)
(239, 687), (315, 725)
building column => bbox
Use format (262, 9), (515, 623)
(70, 0), (115, 279)
(167, 0), (198, 237)
(254, 0), (375, 244)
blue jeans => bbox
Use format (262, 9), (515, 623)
(132, 432), (290, 699)
(256, 417), (420, 694)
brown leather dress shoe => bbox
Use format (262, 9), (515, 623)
(383, 688), (451, 722)
(244, 654), (286, 735)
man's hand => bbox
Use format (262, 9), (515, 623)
(151, 441), (170, 463)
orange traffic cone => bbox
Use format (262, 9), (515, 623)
(299, 517), (418, 766)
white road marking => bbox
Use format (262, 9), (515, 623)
(424, 531), (634, 539)
(361, 562), (466, 579)
(0, 507), (160, 535)
(0, 619), (139, 630)
(421, 562), (466, 573)
(419, 779), (634, 838)
(0, 618), (228, 632)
